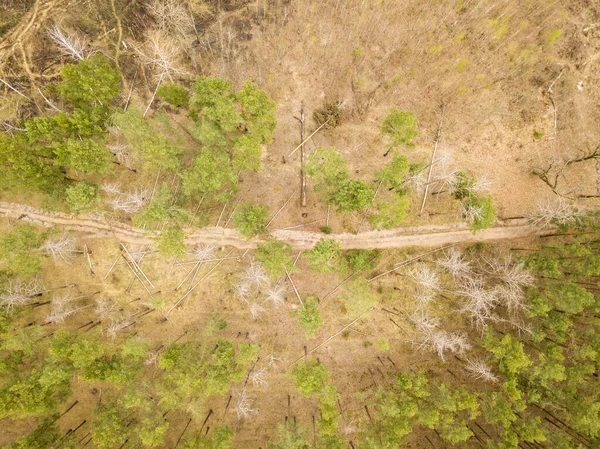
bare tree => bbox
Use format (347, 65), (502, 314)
(417, 328), (471, 361)
(134, 30), (185, 116)
(243, 264), (269, 288)
(0, 278), (43, 312)
(146, 0), (195, 41)
(48, 25), (90, 60)
(105, 317), (134, 338)
(249, 302), (266, 320)
(528, 197), (583, 229)
(109, 188), (150, 214)
(267, 353), (282, 368)
(408, 264), (442, 291)
(459, 280), (500, 330)
(234, 282), (251, 303)
(235, 389), (259, 419)
(264, 284), (287, 308)
(107, 143), (135, 170)
(40, 233), (80, 263)
(94, 297), (118, 321)
(250, 366), (269, 388)
(436, 248), (472, 279)
(101, 182), (123, 196)
(46, 300), (88, 324)
(461, 201), (485, 226)
(192, 245), (216, 262)
(465, 358), (499, 383)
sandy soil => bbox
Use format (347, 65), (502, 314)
(0, 201), (554, 250)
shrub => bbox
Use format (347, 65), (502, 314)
(381, 109), (418, 148)
(0, 225), (44, 279)
(65, 182), (99, 213)
(157, 83), (190, 108)
(290, 361), (330, 396)
(370, 194), (410, 229)
(256, 239), (295, 278)
(376, 153), (411, 190)
(313, 101), (344, 128)
(157, 225), (186, 257)
(296, 296), (323, 338)
(234, 203), (269, 237)
(331, 179), (374, 212)
(345, 249), (379, 272)
(306, 239), (342, 273)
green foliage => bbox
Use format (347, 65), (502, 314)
(306, 148), (374, 213)
(256, 239), (295, 278)
(0, 225), (44, 279)
(189, 76), (276, 172)
(375, 153), (411, 190)
(375, 337), (390, 352)
(267, 421), (309, 449)
(306, 239), (343, 272)
(157, 82), (190, 108)
(56, 54), (121, 110)
(136, 416), (169, 448)
(233, 203), (269, 237)
(65, 182), (99, 212)
(205, 314), (228, 336)
(181, 150), (238, 198)
(0, 132), (65, 194)
(320, 226), (332, 234)
(545, 282), (595, 315)
(370, 193), (410, 229)
(295, 296), (323, 337)
(181, 425), (234, 449)
(331, 179), (374, 212)
(158, 339), (258, 408)
(464, 194), (496, 231)
(342, 277), (377, 316)
(483, 332), (531, 376)
(381, 109), (418, 148)
(112, 108), (182, 171)
(91, 402), (129, 449)
(0, 369), (65, 419)
(345, 249), (379, 272)
(291, 361), (330, 396)
(0, 55), (120, 198)
(157, 225), (186, 258)
(450, 172), (496, 230)
(306, 147), (349, 196)
(132, 184), (189, 228)
(6, 419), (62, 449)
(54, 138), (111, 174)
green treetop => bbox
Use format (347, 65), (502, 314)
(381, 109), (418, 149)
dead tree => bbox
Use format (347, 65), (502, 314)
(48, 25), (90, 60)
(297, 102), (307, 207)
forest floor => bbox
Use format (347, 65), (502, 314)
(0, 201), (554, 249)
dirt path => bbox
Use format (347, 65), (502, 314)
(0, 201), (549, 250)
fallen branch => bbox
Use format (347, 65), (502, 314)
(267, 191), (295, 228)
(288, 118), (330, 158)
(0, 77), (32, 101)
(419, 103), (446, 215)
(167, 248), (236, 314)
(291, 309), (373, 366)
(285, 267), (303, 305)
(367, 245), (453, 283)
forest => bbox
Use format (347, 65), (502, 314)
(0, 0), (599, 448)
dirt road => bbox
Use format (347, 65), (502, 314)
(0, 202), (549, 250)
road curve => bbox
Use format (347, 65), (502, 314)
(0, 202), (549, 250)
